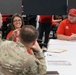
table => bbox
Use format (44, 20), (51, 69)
(45, 39), (76, 75)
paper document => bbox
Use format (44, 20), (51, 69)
(48, 49), (67, 53)
(47, 60), (71, 66)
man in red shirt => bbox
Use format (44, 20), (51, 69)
(57, 8), (76, 41)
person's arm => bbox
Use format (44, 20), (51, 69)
(33, 41), (46, 74)
(34, 50), (46, 75)
(57, 34), (70, 40)
(24, 42), (46, 75)
(52, 15), (62, 23)
(7, 29), (20, 42)
(57, 34), (76, 41)
(52, 19), (62, 23)
(23, 55), (46, 75)
(6, 31), (14, 41)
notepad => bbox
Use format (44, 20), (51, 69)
(48, 49), (67, 53)
(47, 61), (71, 66)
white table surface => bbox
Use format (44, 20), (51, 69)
(45, 39), (76, 75)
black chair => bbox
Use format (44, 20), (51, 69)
(52, 25), (58, 39)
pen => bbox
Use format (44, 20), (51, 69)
(47, 54), (52, 56)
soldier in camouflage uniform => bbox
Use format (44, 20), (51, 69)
(0, 25), (46, 75)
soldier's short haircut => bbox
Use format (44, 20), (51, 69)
(20, 25), (39, 43)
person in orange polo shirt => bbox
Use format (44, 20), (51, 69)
(57, 8), (76, 41)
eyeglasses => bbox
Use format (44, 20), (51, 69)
(69, 14), (76, 17)
(13, 19), (22, 22)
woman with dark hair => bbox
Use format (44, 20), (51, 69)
(6, 13), (24, 41)
(6, 13), (35, 55)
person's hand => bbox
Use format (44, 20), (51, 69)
(31, 41), (42, 52)
(12, 28), (21, 38)
(69, 33), (76, 40)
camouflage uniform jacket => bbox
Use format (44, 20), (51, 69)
(0, 40), (46, 75)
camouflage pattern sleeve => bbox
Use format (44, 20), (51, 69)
(22, 55), (46, 75)
(34, 52), (47, 75)
(7, 35), (14, 41)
